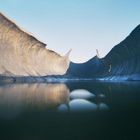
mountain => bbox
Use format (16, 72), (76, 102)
(1, 21), (140, 82)
(0, 13), (70, 77)
(65, 56), (101, 78)
(64, 24), (140, 81)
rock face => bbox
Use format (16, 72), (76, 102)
(0, 13), (70, 76)
(65, 24), (140, 80)
(0, 12), (140, 81)
(102, 24), (140, 80)
(66, 56), (101, 78)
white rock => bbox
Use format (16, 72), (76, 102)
(69, 99), (97, 112)
(70, 89), (95, 99)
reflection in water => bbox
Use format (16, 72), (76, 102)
(58, 99), (99, 112)
(98, 103), (109, 111)
(69, 99), (98, 112)
(0, 84), (69, 108)
(0, 82), (139, 140)
(0, 82), (109, 119)
(0, 84), (69, 119)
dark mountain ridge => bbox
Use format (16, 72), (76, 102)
(1, 24), (140, 82)
(64, 24), (140, 81)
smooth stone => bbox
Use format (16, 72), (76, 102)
(69, 99), (97, 112)
(57, 104), (69, 112)
(98, 103), (109, 110)
(70, 89), (95, 99)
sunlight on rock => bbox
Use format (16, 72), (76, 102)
(0, 13), (70, 76)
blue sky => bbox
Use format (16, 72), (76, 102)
(0, 0), (140, 62)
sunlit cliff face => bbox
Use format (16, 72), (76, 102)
(0, 13), (70, 76)
(43, 49), (71, 76)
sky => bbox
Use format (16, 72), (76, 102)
(0, 0), (140, 63)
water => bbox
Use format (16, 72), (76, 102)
(0, 81), (140, 140)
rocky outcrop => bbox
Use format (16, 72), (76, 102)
(0, 13), (70, 77)
(65, 24), (140, 81)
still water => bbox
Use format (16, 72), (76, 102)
(0, 81), (140, 140)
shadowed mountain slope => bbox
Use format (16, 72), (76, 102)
(65, 24), (140, 81)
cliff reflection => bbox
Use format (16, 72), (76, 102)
(0, 83), (109, 119)
(0, 84), (69, 109)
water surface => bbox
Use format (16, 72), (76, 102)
(0, 81), (140, 140)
